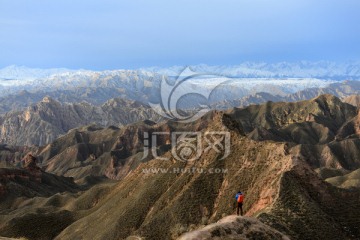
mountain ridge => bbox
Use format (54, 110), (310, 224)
(3, 61), (360, 80)
(1, 94), (360, 239)
(0, 97), (162, 146)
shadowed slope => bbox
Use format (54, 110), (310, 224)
(55, 112), (293, 239)
(1, 95), (360, 239)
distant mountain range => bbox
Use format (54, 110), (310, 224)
(2, 62), (359, 115)
(143, 61), (360, 79)
(213, 80), (360, 109)
(1, 61), (359, 86)
(3, 61), (359, 80)
(1, 62), (360, 103)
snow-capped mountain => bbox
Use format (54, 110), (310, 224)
(0, 69), (166, 104)
(0, 61), (359, 112)
(3, 61), (360, 82)
(0, 66), (335, 101)
(143, 61), (360, 79)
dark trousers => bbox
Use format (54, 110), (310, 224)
(237, 202), (243, 216)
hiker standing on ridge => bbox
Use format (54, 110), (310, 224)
(235, 191), (244, 216)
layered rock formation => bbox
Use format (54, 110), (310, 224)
(0, 97), (162, 146)
(1, 95), (360, 240)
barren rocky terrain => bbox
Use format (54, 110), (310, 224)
(0, 95), (360, 239)
(0, 97), (162, 146)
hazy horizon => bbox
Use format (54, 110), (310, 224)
(1, 60), (360, 72)
(1, 0), (360, 70)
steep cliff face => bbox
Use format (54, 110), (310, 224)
(0, 97), (162, 146)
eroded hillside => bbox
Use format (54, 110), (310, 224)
(0, 97), (162, 146)
(0, 95), (360, 240)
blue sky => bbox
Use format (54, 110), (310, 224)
(0, 0), (359, 70)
